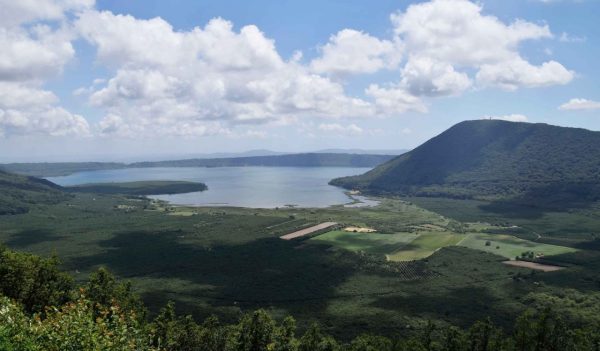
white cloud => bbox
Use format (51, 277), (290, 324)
(486, 114), (529, 122)
(400, 56), (471, 96)
(0, 26), (75, 82)
(0, 82), (90, 137)
(559, 98), (600, 111)
(476, 58), (573, 90)
(76, 12), (381, 137)
(0, 0), (94, 27)
(310, 29), (402, 76)
(365, 84), (427, 115)
(0, 0), (579, 139)
(390, 0), (573, 92)
(0, 0), (91, 137)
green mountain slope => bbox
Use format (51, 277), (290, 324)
(0, 170), (69, 215)
(331, 120), (600, 206)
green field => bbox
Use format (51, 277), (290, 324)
(310, 230), (418, 255)
(458, 233), (578, 260)
(387, 232), (466, 261)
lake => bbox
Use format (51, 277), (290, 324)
(47, 167), (372, 208)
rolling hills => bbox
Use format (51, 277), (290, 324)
(331, 120), (600, 207)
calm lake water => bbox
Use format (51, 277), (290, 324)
(47, 167), (372, 208)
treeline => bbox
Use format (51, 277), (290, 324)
(1, 246), (600, 350)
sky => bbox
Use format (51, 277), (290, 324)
(1, 0), (599, 162)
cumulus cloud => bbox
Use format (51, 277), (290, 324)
(0, 26), (75, 82)
(0, 82), (90, 136)
(400, 56), (471, 96)
(0, 0), (92, 137)
(310, 29), (402, 76)
(76, 12), (378, 137)
(0, 0), (94, 27)
(0, 0), (578, 139)
(365, 84), (427, 114)
(559, 98), (600, 111)
(391, 0), (573, 92)
(486, 114), (529, 122)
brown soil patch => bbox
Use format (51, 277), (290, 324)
(280, 222), (338, 240)
(343, 226), (376, 233)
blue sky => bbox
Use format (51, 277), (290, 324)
(1, 0), (599, 161)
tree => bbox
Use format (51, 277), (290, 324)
(273, 316), (299, 351)
(348, 334), (393, 351)
(0, 246), (72, 313)
(298, 324), (340, 351)
(231, 309), (276, 351)
(85, 267), (146, 321)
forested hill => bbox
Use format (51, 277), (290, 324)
(331, 120), (600, 206)
(130, 153), (395, 169)
(0, 169), (69, 215)
(1, 153), (396, 177)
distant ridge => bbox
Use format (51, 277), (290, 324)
(130, 153), (395, 169)
(1, 152), (396, 177)
(331, 120), (600, 207)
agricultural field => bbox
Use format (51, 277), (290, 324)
(309, 230), (418, 255)
(387, 232), (466, 261)
(458, 233), (577, 260)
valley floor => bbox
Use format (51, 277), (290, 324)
(1, 193), (600, 340)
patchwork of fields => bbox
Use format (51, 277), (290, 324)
(310, 224), (576, 263)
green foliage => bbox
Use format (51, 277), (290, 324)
(331, 120), (600, 208)
(298, 324), (340, 351)
(85, 267), (147, 321)
(0, 246), (72, 313)
(1, 247), (600, 350)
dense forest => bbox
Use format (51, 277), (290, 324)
(331, 120), (600, 208)
(1, 245), (600, 350)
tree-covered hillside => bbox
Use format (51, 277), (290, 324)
(331, 120), (600, 207)
(0, 170), (69, 215)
